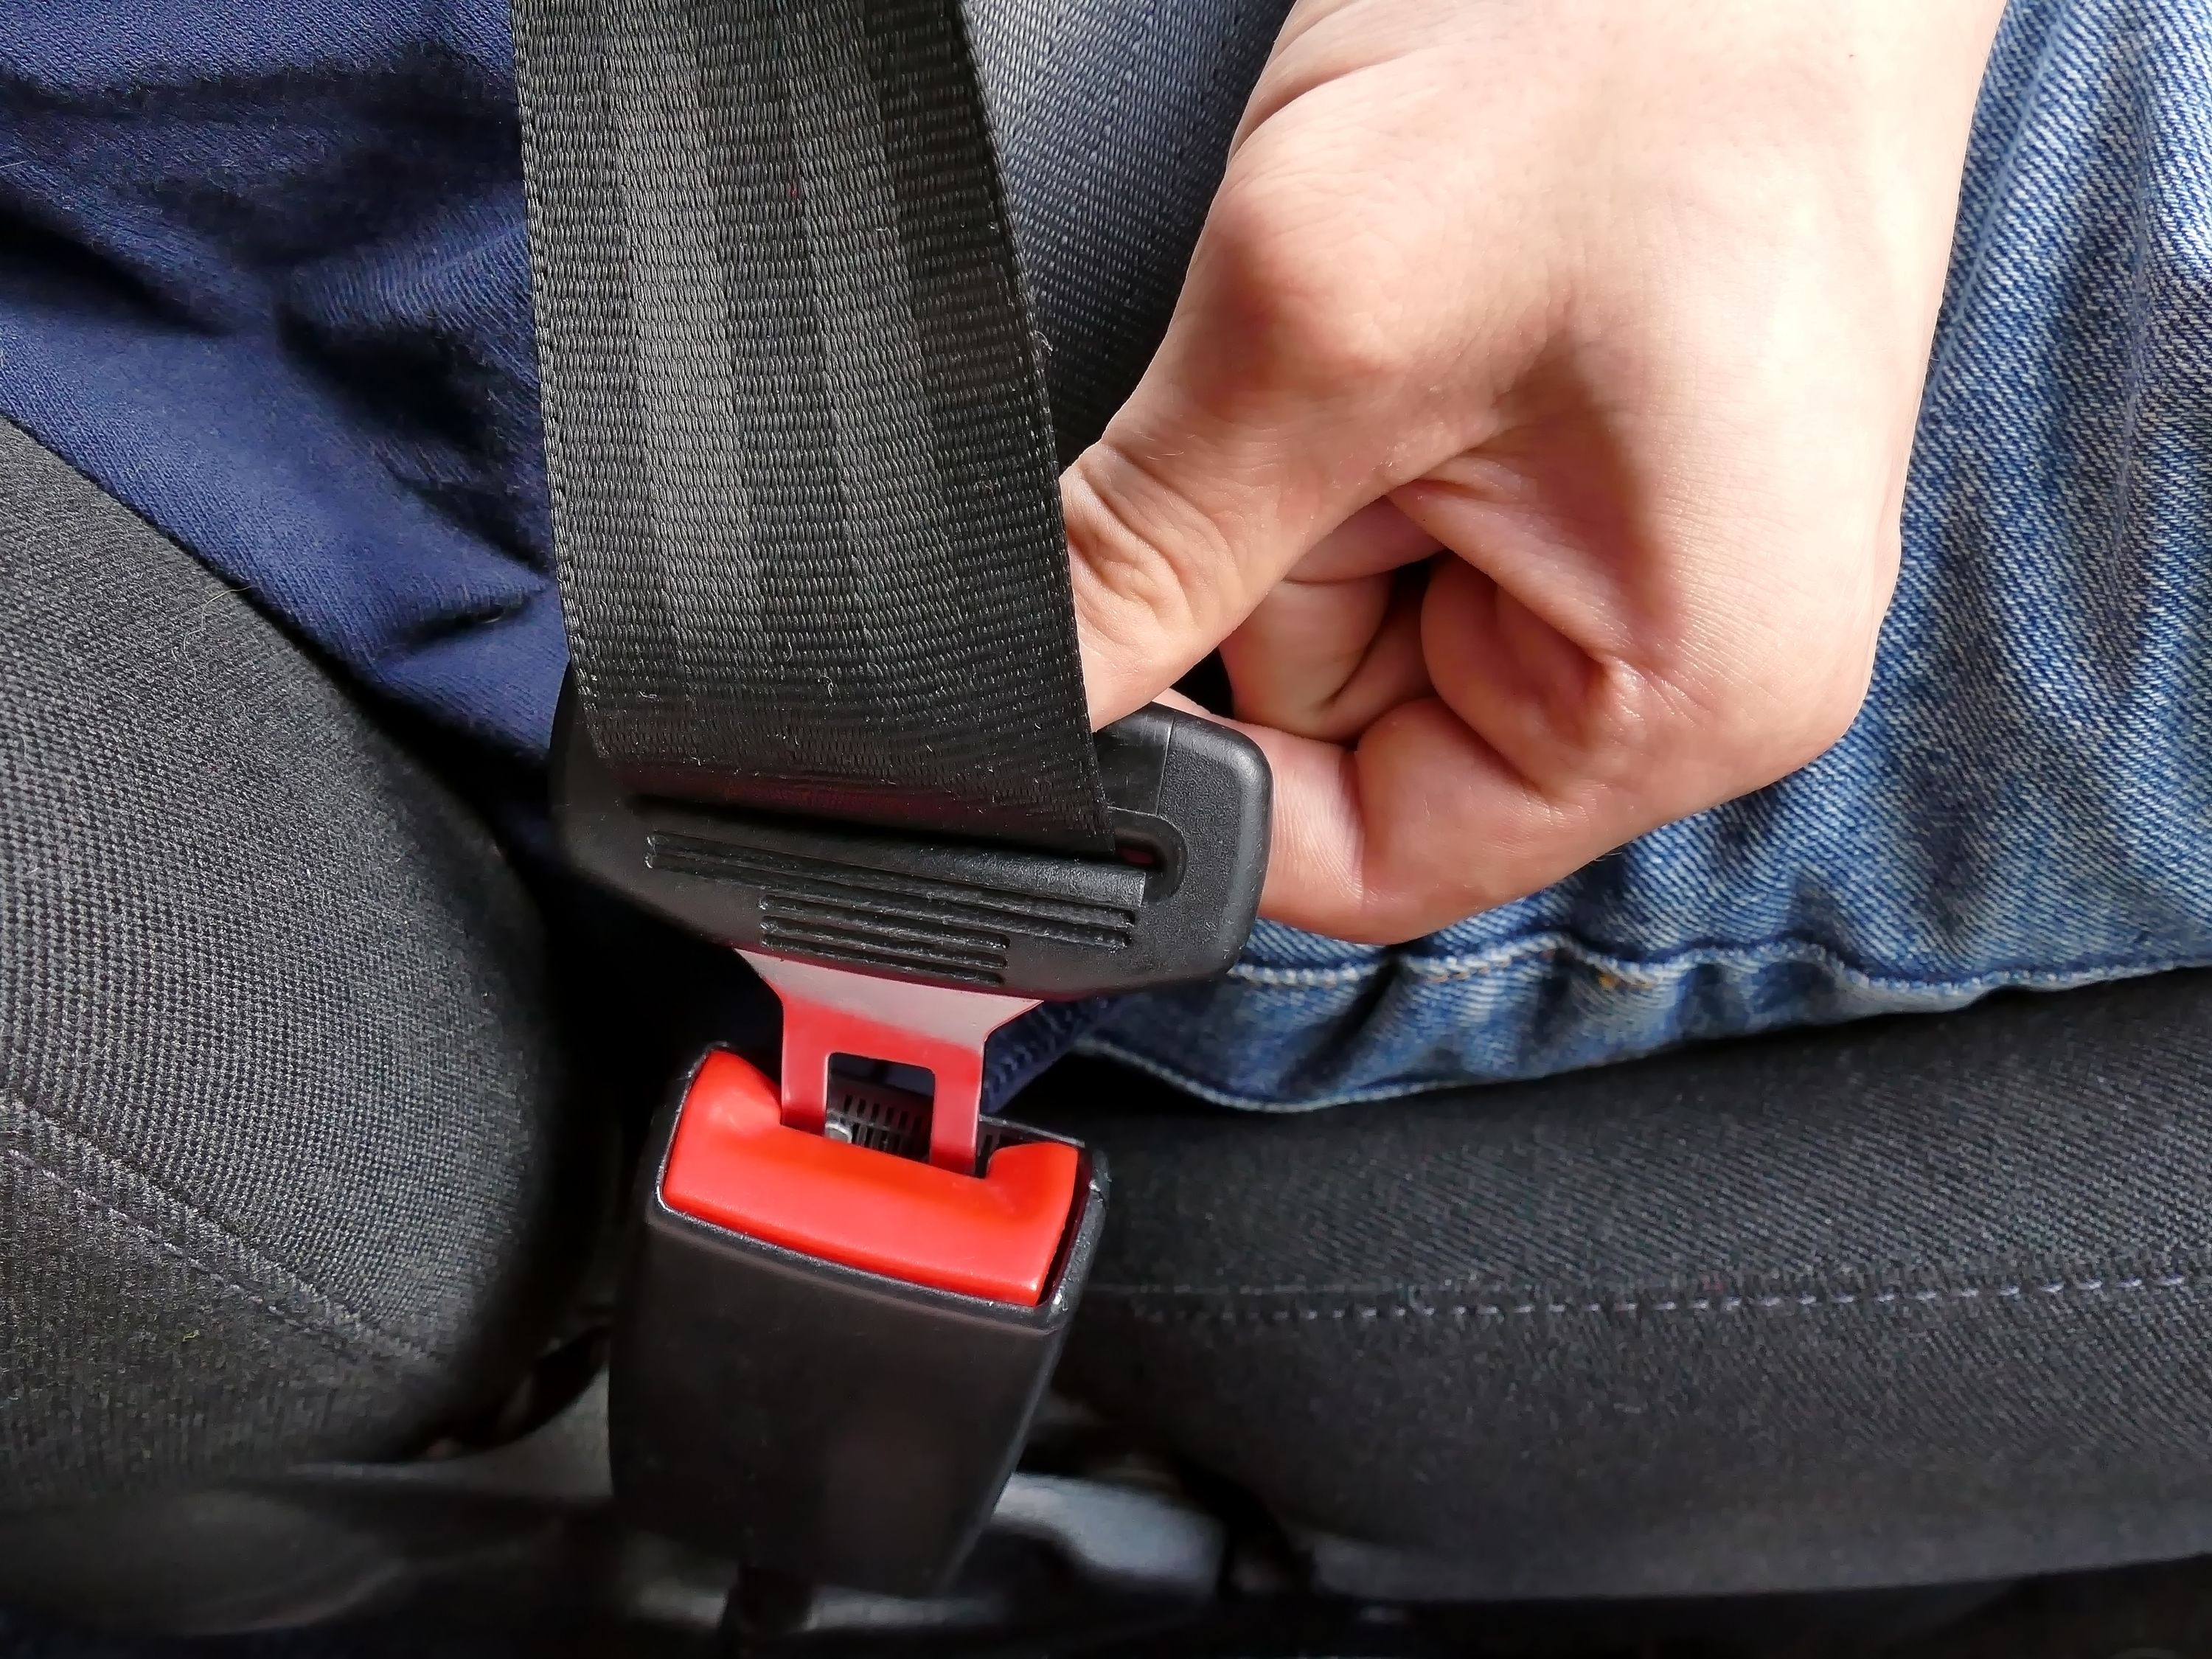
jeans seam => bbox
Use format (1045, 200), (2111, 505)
(1228, 933), (2211, 993)
(0, 1090), (435, 1371)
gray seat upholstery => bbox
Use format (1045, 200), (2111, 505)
(1033, 969), (2212, 1599)
(0, 416), (590, 1509)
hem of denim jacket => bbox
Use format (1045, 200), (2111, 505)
(1077, 949), (2212, 1113)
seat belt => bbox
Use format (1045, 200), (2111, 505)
(510, 0), (1269, 1597)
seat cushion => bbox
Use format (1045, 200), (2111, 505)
(0, 418), (586, 1509)
(1027, 967), (2212, 1599)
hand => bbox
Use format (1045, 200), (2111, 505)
(1062, 0), (2004, 944)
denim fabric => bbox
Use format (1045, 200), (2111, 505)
(1088, 0), (2212, 1108)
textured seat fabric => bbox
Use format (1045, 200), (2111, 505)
(1029, 967), (2212, 1599)
(0, 417), (581, 1509)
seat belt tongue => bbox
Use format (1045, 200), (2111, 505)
(740, 950), (1037, 1174)
(553, 689), (1271, 1009)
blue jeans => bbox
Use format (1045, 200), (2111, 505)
(1079, 0), (2212, 1110)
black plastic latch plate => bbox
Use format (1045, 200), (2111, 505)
(555, 686), (1270, 1000)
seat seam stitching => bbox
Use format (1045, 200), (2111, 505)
(0, 1091), (436, 1370)
(1, 1147), (430, 1371)
(1085, 1272), (2198, 1324)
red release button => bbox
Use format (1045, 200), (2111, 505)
(659, 1050), (1081, 1307)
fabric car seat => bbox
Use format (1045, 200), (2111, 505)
(5, 0), (2212, 1644)
(6, 402), (2212, 1634)
(1035, 968), (2212, 1603)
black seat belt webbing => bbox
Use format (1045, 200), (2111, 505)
(511, 0), (1113, 854)
(519, 1), (1271, 1591)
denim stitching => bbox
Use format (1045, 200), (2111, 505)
(1225, 933), (2210, 995)
(1084, 951), (2206, 1113)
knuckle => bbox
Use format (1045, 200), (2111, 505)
(1755, 606), (1885, 768)
(1691, 633), (1877, 784)
(1592, 623), (1875, 813)
(1781, 670), (1874, 759)
(1629, 529), (1893, 793)
(1203, 164), (1426, 395)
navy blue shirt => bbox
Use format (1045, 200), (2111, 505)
(0, 0), (563, 757)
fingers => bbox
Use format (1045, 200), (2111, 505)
(1258, 504), (1888, 944)
(1240, 695), (1576, 941)
(1217, 500), (1439, 740)
(1222, 563), (1433, 742)
(1063, 54), (1534, 728)
(1061, 361), (1400, 729)
(1291, 496), (1444, 584)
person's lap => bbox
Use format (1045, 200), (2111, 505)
(0, 0), (2204, 1120)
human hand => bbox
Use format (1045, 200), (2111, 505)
(1062, 0), (2004, 944)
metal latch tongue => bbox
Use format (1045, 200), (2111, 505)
(741, 950), (1036, 1174)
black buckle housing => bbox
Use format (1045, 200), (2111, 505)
(612, 1054), (1109, 1598)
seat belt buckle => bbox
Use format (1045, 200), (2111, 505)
(607, 996), (1107, 1598)
(560, 685), (1263, 1593)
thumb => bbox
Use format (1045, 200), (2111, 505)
(1061, 405), (1329, 731)
(1060, 217), (1421, 728)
